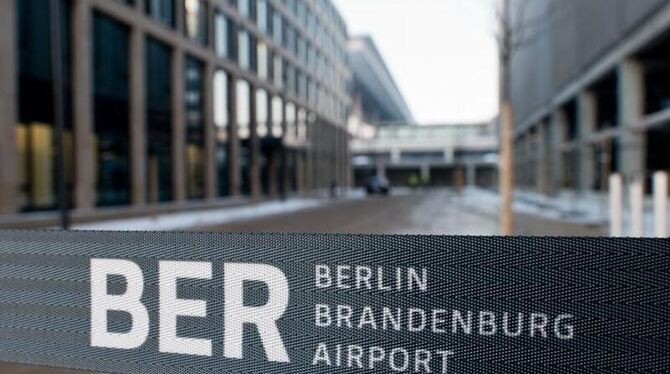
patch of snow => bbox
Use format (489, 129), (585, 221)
(72, 198), (323, 231)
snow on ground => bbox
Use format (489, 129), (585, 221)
(72, 198), (325, 231)
(461, 187), (670, 237)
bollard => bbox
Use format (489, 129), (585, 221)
(630, 177), (644, 237)
(609, 174), (623, 237)
(653, 171), (668, 238)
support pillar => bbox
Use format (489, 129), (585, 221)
(129, 25), (146, 207)
(280, 97), (289, 198)
(0, 0), (18, 214)
(550, 110), (567, 194)
(267, 95), (278, 197)
(466, 162), (476, 187)
(171, 48), (186, 202)
(537, 120), (551, 195)
(249, 84), (261, 199)
(228, 76), (240, 196)
(73, 0), (96, 210)
(204, 62), (217, 200)
(578, 91), (596, 194)
(618, 58), (646, 180)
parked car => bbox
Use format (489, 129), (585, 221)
(366, 175), (390, 195)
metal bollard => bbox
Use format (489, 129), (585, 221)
(630, 177), (644, 237)
(609, 174), (623, 237)
(653, 171), (668, 238)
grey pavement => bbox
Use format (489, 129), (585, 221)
(197, 188), (500, 235)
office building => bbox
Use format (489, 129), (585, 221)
(0, 0), (350, 216)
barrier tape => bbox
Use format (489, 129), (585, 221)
(0, 230), (668, 373)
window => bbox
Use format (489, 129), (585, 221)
(236, 80), (251, 140)
(16, 0), (73, 211)
(213, 70), (229, 197)
(273, 55), (283, 88)
(93, 13), (130, 207)
(257, 0), (268, 32)
(256, 89), (268, 138)
(146, 37), (173, 203)
(273, 11), (282, 45)
(297, 108), (307, 142)
(237, 30), (250, 70)
(272, 95), (283, 138)
(285, 102), (296, 141)
(146, 0), (175, 27)
(213, 70), (229, 135)
(184, 0), (207, 45)
(185, 56), (205, 200)
(214, 12), (229, 58)
(257, 40), (268, 79)
(238, 0), (250, 18)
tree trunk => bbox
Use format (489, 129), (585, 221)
(499, 100), (514, 235)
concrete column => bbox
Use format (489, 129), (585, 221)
(578, 91), (597, 193)
(73, 0), (96, 210)
(129, 26), (146, 207)
(204, 62), (217, 200)
(228, 76), (240, 196)
(537, 120), (551, 195)
(550, 110), (567, 194)
(249, 85), (261, 199)
(466, 162), (477, 187)
(305, 115), (315, 191)
(618, 58), (646, 180)
(267, 95), (278, 196)
(0, 0), (18, 214)
(280, 97), (289, 197)
(171, 48), (186, 202)
(268, 148), (278, 196)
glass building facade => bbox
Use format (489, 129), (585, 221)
(2, 0), (351, 215)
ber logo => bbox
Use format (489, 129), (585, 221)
(89, 259), (290, 363)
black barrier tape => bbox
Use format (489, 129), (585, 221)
(0, 230), (669, 373)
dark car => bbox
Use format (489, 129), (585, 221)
(366, 175), (390, 195)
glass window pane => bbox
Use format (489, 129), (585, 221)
(257, 0), (267, 32)
(146, 0), (175, 27)
(237, 30), (250, 70)
(214, 12), (228, 58)
(185, 56), (205, 200)
(146, 37), (173, 202)
(256, 89), (268, 138)
(257, 40), (268, 79)
(184, 0), (207, 45)
(236, 79), (250, 140)
(213, 69), (228, 138)
(271, 95), (283, 138)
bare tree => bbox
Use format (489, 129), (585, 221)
(496, 0), (550, 235)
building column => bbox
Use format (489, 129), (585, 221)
(280, 97), (289, 197)
(73, 0), (96, 210)
(171, 48), (186, 202)
(466, 162), (477, 187)
(618, 58), (646, 180)
(550, 110), (566, 194)
(228, 76), (240, 196)
(129, 25), (146, 207)
(0, 0), (18, 214)
(249, 85), (261, 199)
(267, 96), (278, 197)
(204, 62), (217, 200)
(537, 120), (551, 195)
(578, 91), (597, 194)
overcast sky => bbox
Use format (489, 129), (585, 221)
(332, 0), (499, 124)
